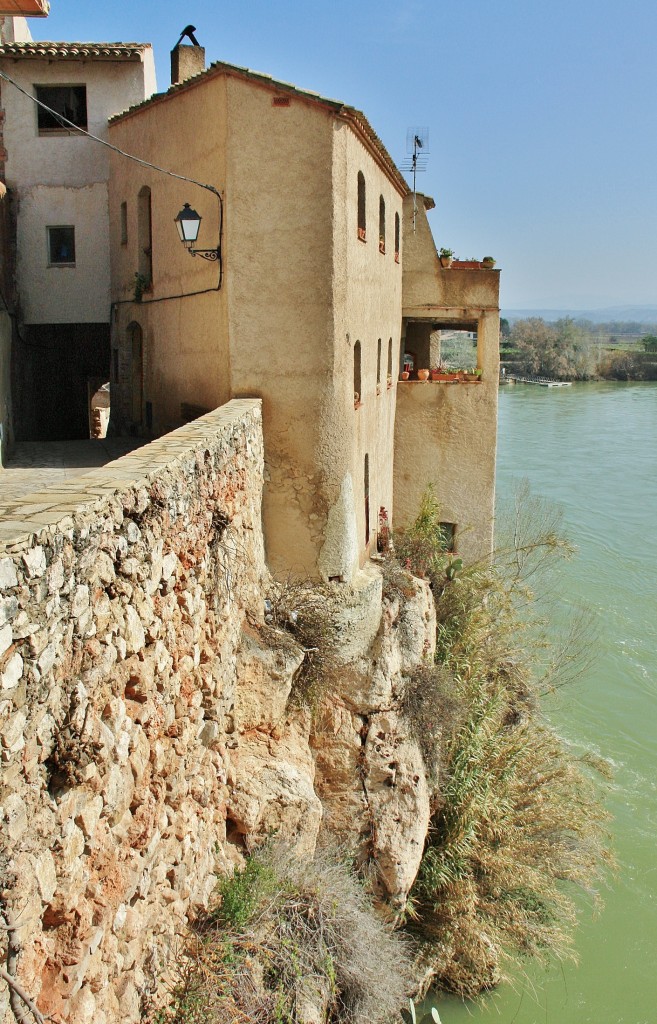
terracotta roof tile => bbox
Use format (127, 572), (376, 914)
(0, 41), (149, 61)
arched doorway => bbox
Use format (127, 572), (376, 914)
(127, 321), (143, 425)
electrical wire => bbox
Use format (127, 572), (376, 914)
(0, 67), (222, 200)
(0, 66), (224, 300)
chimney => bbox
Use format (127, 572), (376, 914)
(171, 26), (205, 86)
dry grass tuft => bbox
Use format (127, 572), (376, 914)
(147, 844), (414, 1024)
(266, 579), (345, 711)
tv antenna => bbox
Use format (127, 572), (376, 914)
(400, 127), (429, 232)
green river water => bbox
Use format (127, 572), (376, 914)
(435, 382), (657, 1024)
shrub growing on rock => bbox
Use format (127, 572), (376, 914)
(148, 843), (414, 1024)
(402, 494), (612, 996)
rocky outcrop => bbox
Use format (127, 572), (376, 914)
(311, 569), (437, 908)
(1, 403), (442, 1024)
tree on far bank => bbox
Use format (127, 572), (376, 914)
(642, 334), (657, 352)
(510, 317), (595, 379)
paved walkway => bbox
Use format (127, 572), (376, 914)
(1, 438), (144, 513)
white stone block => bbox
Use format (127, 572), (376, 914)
(0, 623), (13, 658)
(0, 557), (18, 590)
(22, 546), (46, 579)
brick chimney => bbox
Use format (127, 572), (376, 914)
(170, 41), (205, 86)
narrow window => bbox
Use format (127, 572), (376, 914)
(354, 340), (362, 407)
(137, 186), (153, 285)
(394, 212), (400, 263)
(128, 321), (143, 424)
(376, 338), (382, 393)
(364, 454), (370, 546)
(36, 84), (87, 135)
(120, 201), (128, 245)
(47, 225), (75, 265)
(379, 195), (386, 254)
(387, 337), (393, 386)
(357, 171), (366, 242)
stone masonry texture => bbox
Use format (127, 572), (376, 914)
(0, 401), (270, 1023)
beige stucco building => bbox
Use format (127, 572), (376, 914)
(108, 49), (407, 582)
(395, 194), (500, 562)
(0, 29), (155, 438)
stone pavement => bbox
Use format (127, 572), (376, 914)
(0, 438), (145, 513)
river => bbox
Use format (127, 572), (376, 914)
(436, 381), (657, 1024)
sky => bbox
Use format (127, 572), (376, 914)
(24, 0), (657, 311)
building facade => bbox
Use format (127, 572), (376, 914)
(108, 49), (407, 582)
(394, 193), (500, 562)
(0, 34), (155, 439)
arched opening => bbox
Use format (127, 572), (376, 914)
(394, 211), (400, 263)
(354, 340), (362, 406)
(128, 321), (143, 425)
(137, 186), (153, 285)
(357, 172), (366, 241)
(379, 195), (386, 254)
(364, 453), (370, 546)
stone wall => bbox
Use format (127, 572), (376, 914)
(0, 401), (271, 1023)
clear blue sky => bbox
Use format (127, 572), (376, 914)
(29, 0), (657, 310)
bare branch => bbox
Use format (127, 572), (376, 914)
(0, 965), (46, 1024)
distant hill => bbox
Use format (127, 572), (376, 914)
(504, 306), (657, 325)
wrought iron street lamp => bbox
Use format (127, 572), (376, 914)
(174, 202), (220, 262)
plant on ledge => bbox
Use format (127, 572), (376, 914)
(134, 271), (150, 302)
(438, 247), (454, 268)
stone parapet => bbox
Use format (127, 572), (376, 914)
(0, 400), (271, 1023)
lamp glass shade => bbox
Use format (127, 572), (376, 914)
(175, 203), (202, 246)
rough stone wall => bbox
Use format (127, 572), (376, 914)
(0, 401), (277, 1023)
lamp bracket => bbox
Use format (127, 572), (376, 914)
(189, 248), (220, 262)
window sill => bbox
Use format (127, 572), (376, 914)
(38, 127), (87, 137)
(48, 262), (76, 268)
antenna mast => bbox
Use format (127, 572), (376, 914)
(400, 127), (429, 232)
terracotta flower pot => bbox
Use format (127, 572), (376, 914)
(400, 371), (410, 380)
(417, 368), (430, 381)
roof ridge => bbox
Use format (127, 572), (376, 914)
(109, 57), (409, 196)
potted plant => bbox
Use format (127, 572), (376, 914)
(438, 247), (454, 269)
(463, 368), (481, 381)
(482, 256), (496, 269)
